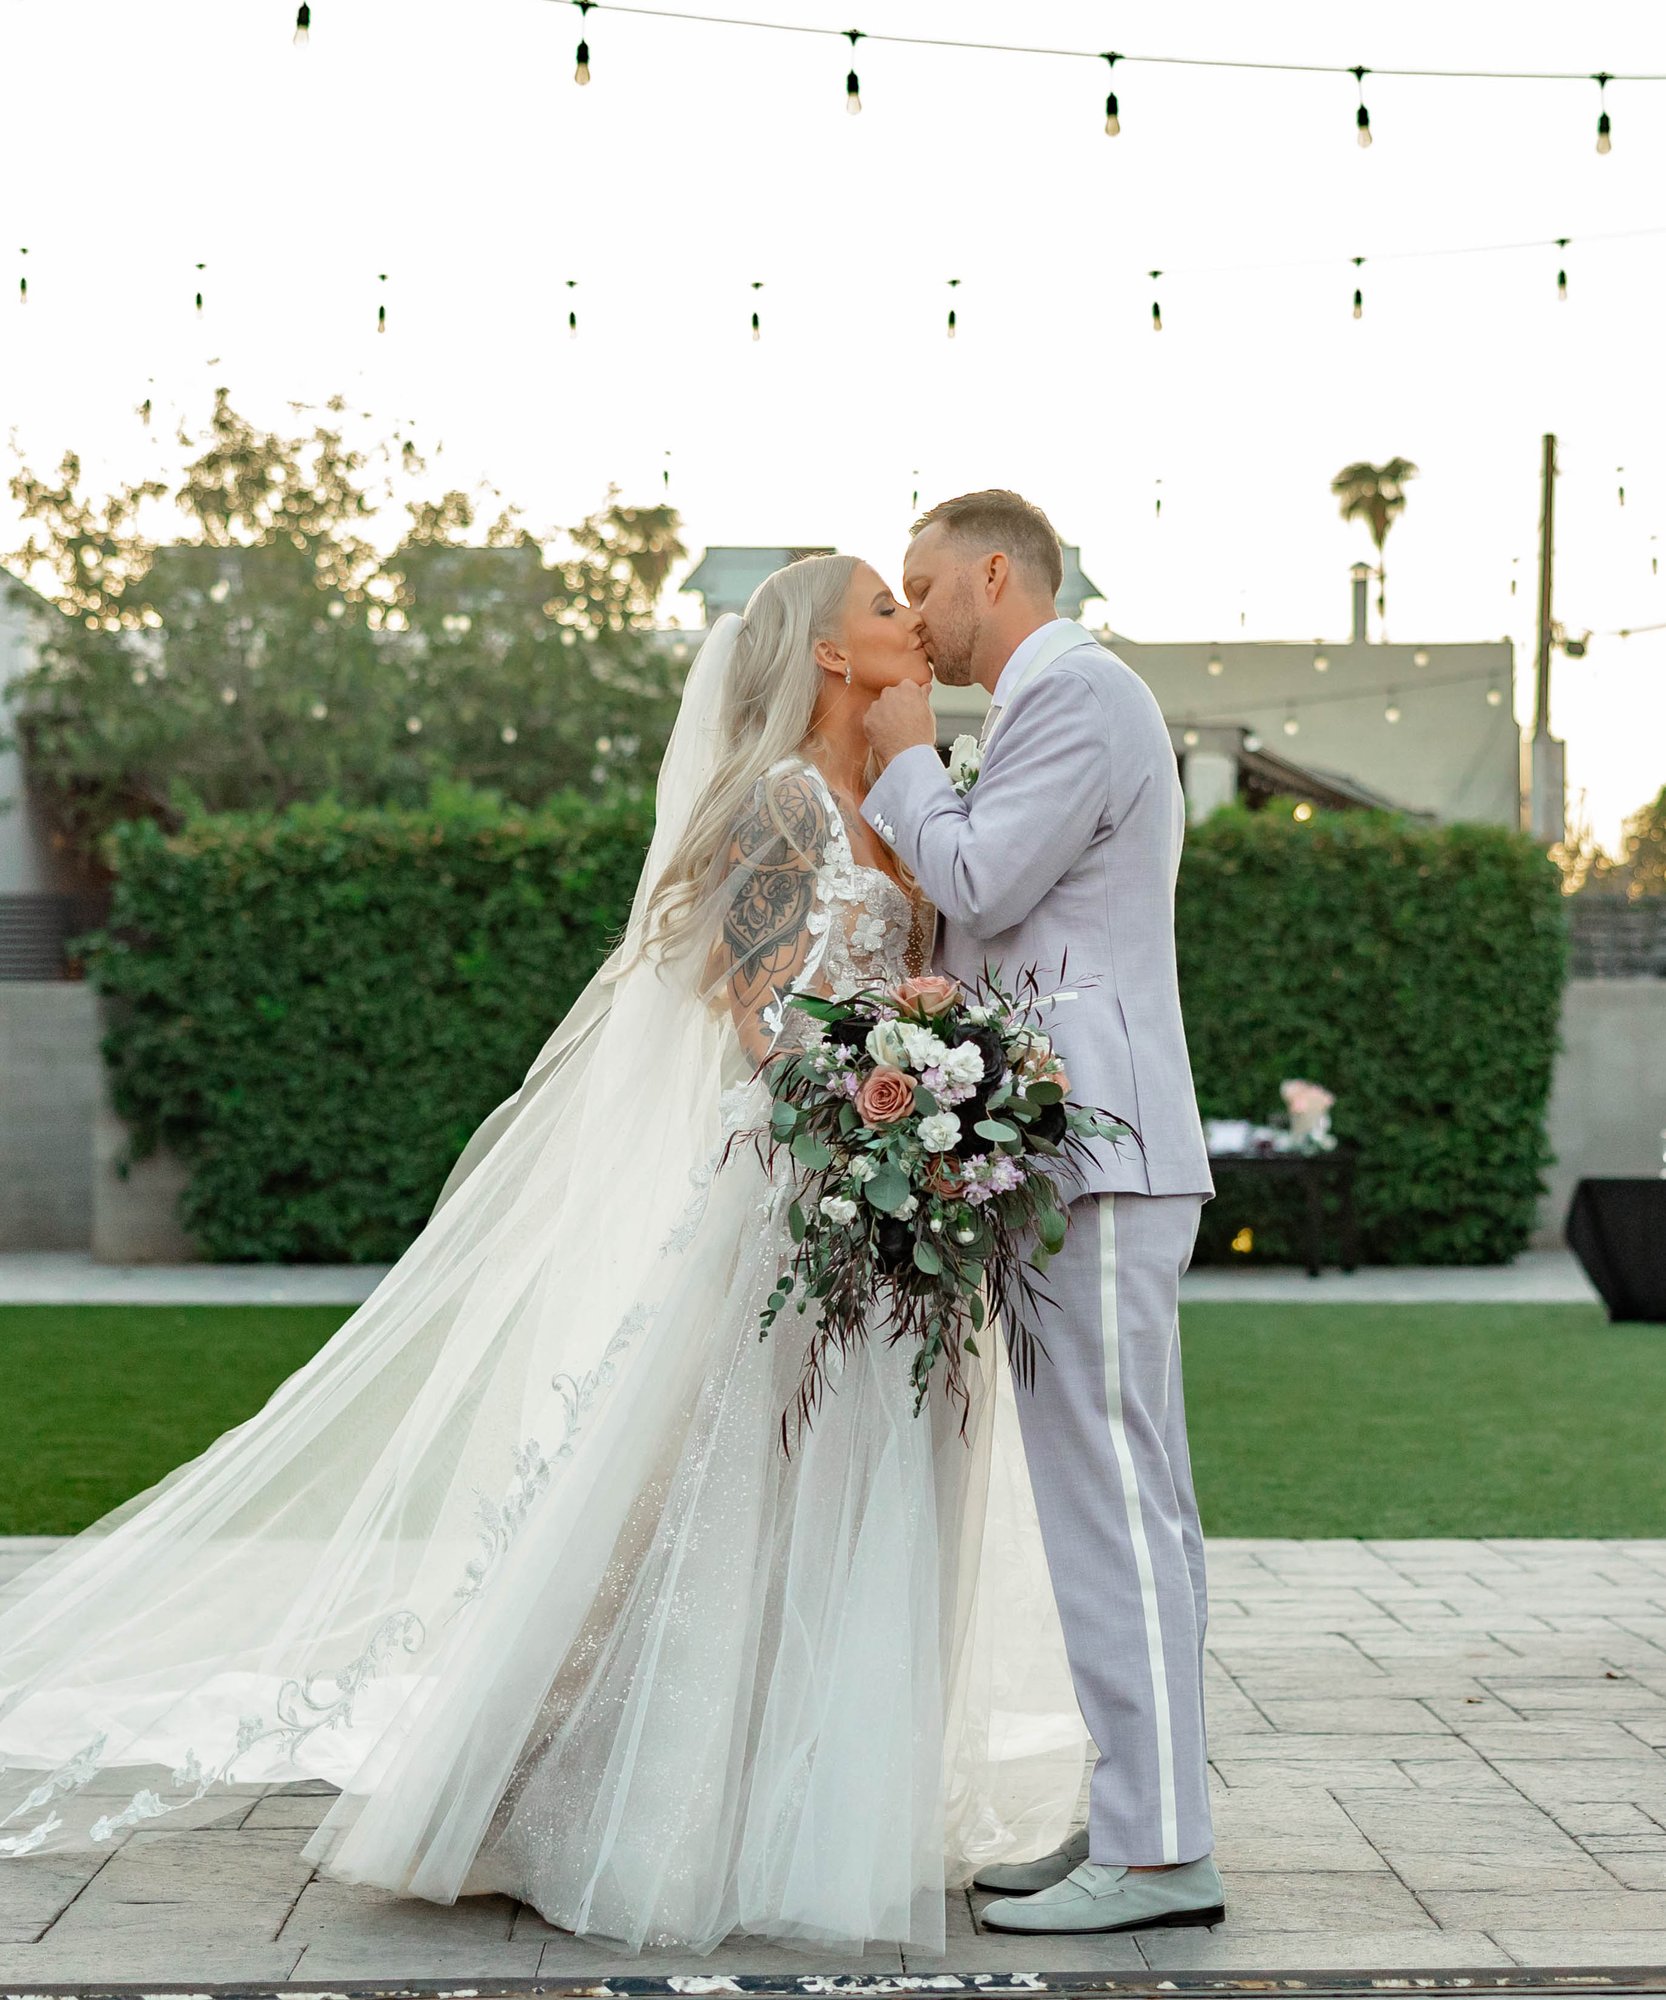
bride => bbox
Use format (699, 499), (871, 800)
(0, 554), (1084, 1957)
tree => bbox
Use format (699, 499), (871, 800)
(3, 389), (687, 855)
(1611, 787), (1666, 898)
(1330, 456), (1419, 636)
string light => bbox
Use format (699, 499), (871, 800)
(1313, 650), (1330, 673)
(1182, 728), (1200, 747)
(1556, 238), (1569, 299)
(1487, 681), (1505, 706)
(567, 279), (578, 337)
(377, 272), (387, 334)
(575, 1), (592, 84)
(294, 4), (310, 45)
(500, 724), (519, 744)
(194, 261), (205, 315)
(1103, 52), (1121, 135)
(751, 279), (763, 340)
(1594, 72), (1612, 152)
(1617, 466), (1626, 507)
(846, 30), (862, 114)
(1384, 692), (1402, 722)
(1283, 708), (1300, 736)
(1352, 66), (1372, 147)
(1154, 480), (1164, 520)
(17, 247), (25, 306)
(1150, 271), (1162, 332)
(1207, 649), (1223, 675)
(946, 277), (959, 338)
(1351, 256), (1364, 319)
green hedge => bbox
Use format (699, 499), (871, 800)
(92, 788), (652, 1261)
(1178, 806), (1566, 1265)
(92, 796), (1566, 1265)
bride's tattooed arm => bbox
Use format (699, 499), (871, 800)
(721, 771), (831, 1068)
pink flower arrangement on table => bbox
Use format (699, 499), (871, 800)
(1280, 1077), (1337, 1151)
(737, 966), (1136, 1447)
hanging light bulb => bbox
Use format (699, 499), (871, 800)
(566, 279), (578, 337)
(946, 277), (959, 338)
(1149, 271), (1162, 332)
(1244, 733), (1262, 753)
(1384, 693), (1401, 723)
(1555, 239), (1569, 301)
(1313, 651), (1330, 673)
(1617, 466), (1626, 507)
(846, 30), (862, 114)
(1352, 66), (1372, 148)
(1102, 52), (1121, 135)
(293, 3), (310, 43)
(574, 1), (592, 84)
(376, 272), (387, 334)
(1351, 257), (1364, 320)
(1206, 650), (1223, 676)
(1594, 73), (1612, 153)
(194, 261), (206, 315)
(1182, 728), (1200, 748)
(1510, 555), (1520, 597)
(751, 280), (763, 341)
(1283, 709), (1300, 736)
(1154, 479), (1163, 520)
(1486, 682), (1504, 707)
(1413, 648), (1429, 667)
(17, 247), (25, 306)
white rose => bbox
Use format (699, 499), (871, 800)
(938, 1041), (986, 1087)
(916, 1111), (961, 1153)
(947, 733), (982, 794)
(819, 1194), (859, 1225)
(848, 1156), (878, 1184)
(896, 1194), (919, 1220)
(865, 1019), (910, 1068)
(963, 1003), (993, 1025)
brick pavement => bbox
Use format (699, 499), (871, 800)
(3, 1536), (1666, 1983)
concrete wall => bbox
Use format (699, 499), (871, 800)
(1535, 978), (1666, 1246)
(0, 982), (99, 1250)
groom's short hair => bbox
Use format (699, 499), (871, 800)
(911, 489), (1064, 598)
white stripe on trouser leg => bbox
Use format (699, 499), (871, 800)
(1098, 1196), (1179, 1862)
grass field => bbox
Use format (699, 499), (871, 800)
(0, 1301), (1656, 1539)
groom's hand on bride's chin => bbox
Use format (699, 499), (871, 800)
(864, 681), (936, 764)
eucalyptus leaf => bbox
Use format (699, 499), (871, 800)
(912, 1239), (942, 1276)
(974, 1118), (1017, 1143)
(864, 1161), (911, 1213)
(791, 1130), (833, 1171)
(788, 1201), (806, 1243)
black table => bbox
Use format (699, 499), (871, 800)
(1566, 1177), (1666, 1323)
(1206, 1142), (1359, 1277)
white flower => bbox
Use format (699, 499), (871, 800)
(819, 1194), (859, 1225)
(896, 1194), (919, 1220)
(964, 1003), (994, 1025)
(917, 1111), (961, 1153)
(850, 911), (888, 954)
(894, 1022), (950, 1072)
(865, 1019), (910, 1067)
(938, 1041), (986, 1087)
(848, 1156), (878, 1184)
(947, 733), (982, 795)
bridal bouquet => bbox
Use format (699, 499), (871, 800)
(742, 969), (1134, 1446)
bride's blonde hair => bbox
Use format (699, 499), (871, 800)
(642, 552), (859, 966)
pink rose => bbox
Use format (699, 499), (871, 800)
(892, 974), (961, 1018)
(857, 1065), (916, 1128)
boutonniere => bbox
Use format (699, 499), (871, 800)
(947, 733), (982, 797)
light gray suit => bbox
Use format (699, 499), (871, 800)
(862, 620), (1216, 1866)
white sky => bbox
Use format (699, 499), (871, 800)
(1, 0), (1663, 846)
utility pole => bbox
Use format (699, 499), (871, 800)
(1530, 432), (1567, 845)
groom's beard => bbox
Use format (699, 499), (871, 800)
(925, 582), (978, 686)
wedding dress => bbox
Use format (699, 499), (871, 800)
(0, 616), (1086, 1956)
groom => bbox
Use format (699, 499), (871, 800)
(862, 490), (1223, 1936)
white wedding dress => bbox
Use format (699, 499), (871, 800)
(0, 619), (1085, 1957)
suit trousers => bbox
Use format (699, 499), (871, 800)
(1006, 1190), (1213, 1866)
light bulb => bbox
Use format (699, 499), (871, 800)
(1151, 300), (1163, 332)
(846, 69), (861, 113)
(1313, 652), (1329, 673)
(1356, 104), (1372, 148)
(1487, 686), (1504, 707)
(947, 310), (957, 339)
(1182, 728), (1200, 747)
(575, 40), (590, 84)
(221, 686), (237, 705)
(1207, 654), (1224, 676)
(1557, 268), (1568, 301)
(293, 3), (310, 44)
(1283, 714), (1299, 736)
(1244, 733), (1262, 752)
(1413, 648), (1429, 667)
(751, 312), (760, 341)
(501, 724), (518, 744)
(1294, 802), (1313, 822)
(1104, 92), (1120, 137)
(1352, 288), (1363, 320)
(1384, 699), (1401, 723)
(406, 715), (422, 734)
(1596, 110), (1611, 154)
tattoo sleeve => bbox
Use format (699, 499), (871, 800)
(719, 771), (832, 1068)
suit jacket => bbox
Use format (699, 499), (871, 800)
(861, 621), (1213, 1199)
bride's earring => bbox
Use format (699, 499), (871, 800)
(844, 663), (853, 686)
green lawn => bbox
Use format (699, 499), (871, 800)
(1, 1302), (1657, 1539)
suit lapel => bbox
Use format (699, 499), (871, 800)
(983, 620), (1096, 752)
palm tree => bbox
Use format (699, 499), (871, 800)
(1330, 457), (1419, 636)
